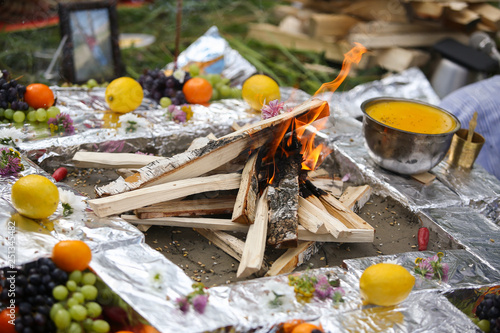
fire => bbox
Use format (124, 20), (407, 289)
(313, 42), (367, 97)
(263, 43), (366, 182)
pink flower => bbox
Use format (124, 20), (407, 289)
(176, 296), (189, 313)
(0, 147), (24, 176)
(192, 294), (208, 314)
(261, 100), (285, 120)
(314, 276), (334, 300)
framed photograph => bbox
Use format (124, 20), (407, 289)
(58, 1), (123, 84)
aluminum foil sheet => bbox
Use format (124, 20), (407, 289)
(0, 153), (143, 268)
(165, 26), (257, 87)
(18, 88), (260, 167)
(421, 207), (500, 272)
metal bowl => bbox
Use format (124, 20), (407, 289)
(360, 97), (461, 175)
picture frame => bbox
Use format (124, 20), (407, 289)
(58, 0), (124, 84)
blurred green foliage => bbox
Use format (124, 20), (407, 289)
(0, 0), (382, 95)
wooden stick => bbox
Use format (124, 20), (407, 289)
(237, 189), (269, 278)
(96, 99), (327, 197)
(121, 215), (374, 243)
(232, 151), (260, 224)
(298, 196), (348, 237)
(88, 173), (241, 217)
(135, 197), (235, 219)
(265, 241), (319, 276)
(306, 180), (373, 232)
(339, 185), (372, 213)
(73, 152), (164, 169)
(194, 229), (244, 261)
(193, 229), (270, 276)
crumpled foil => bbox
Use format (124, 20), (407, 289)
(165, 26), (257, 87)
(2, 58), (500, 331)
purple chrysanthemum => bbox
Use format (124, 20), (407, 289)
(0, 147), (24, 176)
(176, 296), (190, 313)
(261, 100), (285, 120)
(48, 113), (75, 135)
(314, 275), (334, 300)
(192, 294), (209, 314)
(441, 263), (449, 282)
(418, 260), (434, 280)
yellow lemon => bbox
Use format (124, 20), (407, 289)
(11, 174), (59, 219)
(105, 77), (144, 113)
(359, 263), (415, 307)
(241, 74), (280, 110)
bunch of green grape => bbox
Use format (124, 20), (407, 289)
(61, 79), (109, 89)
(0, 105), (61, 124)
(50, 270), (111, 333)
(188, 64), (242, 101)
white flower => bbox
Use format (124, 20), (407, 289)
(149, 266), (167, 291)
(0, 127), (24, 146)
(261, 280), (296, 312)
(117, 113), (148, 135)
(59, 189), (87, 219)
(173, 69), (186, 83)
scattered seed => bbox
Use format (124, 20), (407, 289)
(320, 257), (325, 261)
(490, 239), (495, 243)
(411, 245), (417, 248)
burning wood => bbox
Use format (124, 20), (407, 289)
(266, 144), (302, 249)
(95, 99), (327, 197)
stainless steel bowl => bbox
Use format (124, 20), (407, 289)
(360, 97), (461, 175)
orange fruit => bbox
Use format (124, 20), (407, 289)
(182, 77), (213, 104)
(0, 308), (16, 333)
(282, 319), (305, 333)
(24, 83), (55, 109)
(11, 174), (59, 219)
(52, 240), (92, 272)
(291, 323), (323, 333)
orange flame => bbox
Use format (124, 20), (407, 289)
(313, 43), (367, 97)
(264, 43), (366, 183)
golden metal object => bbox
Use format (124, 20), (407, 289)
(446, 128), (485, 169)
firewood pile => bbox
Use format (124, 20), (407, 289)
(248, 0), (500, 72)
(85, 99), (375, 278)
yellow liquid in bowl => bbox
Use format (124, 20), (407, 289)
(366, 101), (457, 134)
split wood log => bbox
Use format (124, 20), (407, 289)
(237, 189), (269, 278)
(73, 152), (164, 169)
(470, 3), (500, 30)
(187, 134), (217, 151)
(348, 30), (468, 49)
(299, 196), (350, 237)
(306, 180), (374, 233)
(339, 185), (372, 213)
(310, 178), (343, 198)
(308, 13), (360, 39)
(267, 153), (301, 249)
(307, 168), (329, 179)
(194, 228), (270, 276)
(375, 47), (430, 73)
(232, 151), (260, 224)
(265, 241), (319, 277)
(88, 173), (241, 217)
(411, 172), (436, 185)
(266, 182), (374, 276)
(134, 197), (236, 219)
(444, 8), (480, 29)
(246, 23), (371, 67)
(96, 98), (327, 197)
(121, 215), (374, 243)
(341, 0), (408, 23)
(194, 229), (244, 261)
(409, 2), (444, 20)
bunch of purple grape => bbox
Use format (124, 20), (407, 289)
(475, 293), (500, 332)
(138, 68), (190, 105)
(0, 69), (29, 111)
(0, 257), (66, 332)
